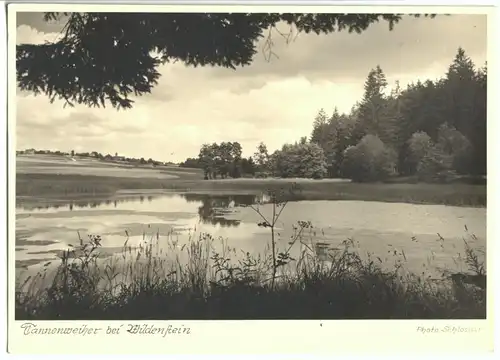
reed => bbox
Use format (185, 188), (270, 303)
(15, 225), (486, 320)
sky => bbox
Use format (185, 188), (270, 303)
(15, 12), (487, 163)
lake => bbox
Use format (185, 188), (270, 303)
(15, 192), (486, 281)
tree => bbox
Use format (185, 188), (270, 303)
(70, 150), (74, 157)
(197, 141), (244, 179)
(444, 48), (477, 135)
(253, 142), (270, 173)
(198, 143), (216, 179)
(228, 142), (243, 178)
(380, 79), (406, 149)
(310, 105), (371, 178)
(271, 142), (327, 179)
(403, 129), (455, 181)
(179, 157), (202, 168)
(17, 13), (436, 110)
(416, 146), (452, 181)
(472, 63), (487, 175)
(216, 141), (243, 178)
(240, 157), (256, 176)
(341, 135), (396, 182)
(217, 142), (232, 178)
(310, 108), (329, 144)
(442, 48), (486, 175)
(436, 123), (473, 174)
(310, 108), (338, 176)
(231, 142), (243, 160)
(358, 65), (390, 138)
(406, 131), (434, 175)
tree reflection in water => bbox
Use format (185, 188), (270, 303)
(17, 193), (262, 228)
(17, 195), (158, 212)
(182, 193), (261, 227)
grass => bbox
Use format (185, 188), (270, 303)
(16, 173), (486, 207)
(15, 187), (486, 320)
(14, 229), (487, 320)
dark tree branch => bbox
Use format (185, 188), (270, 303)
(16, 13), (437, 110)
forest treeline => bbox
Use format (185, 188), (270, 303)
(179, 48), (487, 182)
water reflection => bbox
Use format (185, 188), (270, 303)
(15, 192), (487, 276)
(18, 195), (157, 212)
(17, 193), (266, 228)
(183, 193), (260, 227)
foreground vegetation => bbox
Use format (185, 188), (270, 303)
(16, 188), (486, 320)
(14, 229), (487, 320)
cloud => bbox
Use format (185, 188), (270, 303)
(16, 24), (62, 45)
(209, 14), (487, 82)
(16, 12), (68, 34)
(15, 13), (488, 162)
(16, 93), (149, 152)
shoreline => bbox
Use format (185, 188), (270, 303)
(15, 172), (487, 208)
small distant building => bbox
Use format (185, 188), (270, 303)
(25, 148), (35, 155)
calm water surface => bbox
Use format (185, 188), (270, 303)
(15, 193), (486, 277)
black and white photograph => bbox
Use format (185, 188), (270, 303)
(12, 7), (488, 323)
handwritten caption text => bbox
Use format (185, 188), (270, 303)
(20, 322), (191, 338)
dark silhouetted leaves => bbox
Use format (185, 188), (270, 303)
(17, 12), (437, 110)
